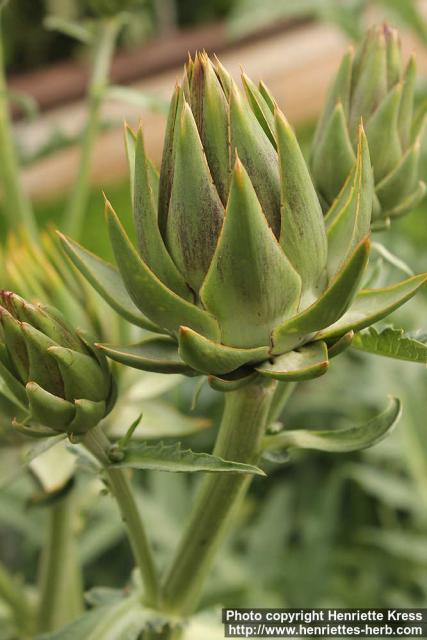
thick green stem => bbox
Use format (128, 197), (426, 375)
(161, 380), (277, 616)
(0, 13), (37, 238)
(82, 425), (160, 607)
(37, 489), (84, 633)
(0, 561), (34, 635)
(63, 18), (120, 239)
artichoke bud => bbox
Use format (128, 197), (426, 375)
(311, 24), (426, 224)
(0, 291), (115, 435)
(60, 53), (427, 388)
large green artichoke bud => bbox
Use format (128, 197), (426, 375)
(60, 53), (426, 390)
(310, 24), (426, 226)
(0, 291), (115, 435)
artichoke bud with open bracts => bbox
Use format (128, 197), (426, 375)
(310, 24), (426, 227)
(60, 53), (426, 392)
(0, 291), (115, 435)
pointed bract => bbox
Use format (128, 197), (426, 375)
(165, 102), (225, 293)
(276, 109), (328, 305)
(200, 158), (301, 349)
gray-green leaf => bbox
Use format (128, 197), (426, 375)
(352, 326), (427, 363)
(262, 396), (401, 454)
(109, 442), (265, 475)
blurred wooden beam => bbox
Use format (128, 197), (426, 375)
(15, 2), (427, 202)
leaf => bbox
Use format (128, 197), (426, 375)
(38, 597), (168, 640)
(110, 442), (265, 475)
(29, 439), (75, 494)
(44, 15), (92, 43)
(97, 336), (193, 375)
(262, 397), (401, 453)
(58, 233), (160, 333)
(345, 463), (418, 512)
(371, 242), (414, 277)
(352, 326), (427, 364)
(317, 273), (427, 340)
(256, 341), (329, 381)
(107, 86), (168, 113)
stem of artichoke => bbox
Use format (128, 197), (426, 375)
(37, 489), (84, 633)
(63, 17), (121, 239)
(82, 424), (160, 607)
(0, 11), (38, 239)
(161, 379), (277, 616)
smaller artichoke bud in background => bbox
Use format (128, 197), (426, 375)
(0, 292), (115, 436)
(311, 24), (426, 225)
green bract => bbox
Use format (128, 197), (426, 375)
(0, 291), (115, 435)
(60, 53), (426, 389)
(310, 24), (426, 226)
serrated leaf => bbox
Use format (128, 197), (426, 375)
(352, 327), (427, 363)
(110, 442), (265, 475)
(38, 597), (167, 640)
(262, 396), (401, 453)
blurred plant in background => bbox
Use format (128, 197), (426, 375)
(228, 0), (427, 44)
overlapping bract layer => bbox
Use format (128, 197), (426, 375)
(61, 53), (426, 389)
(310, 24), (426, 225)
(0, 291), (115, 434)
